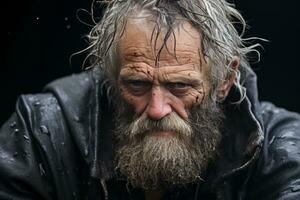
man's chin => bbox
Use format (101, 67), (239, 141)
(115, 135), (204, 190)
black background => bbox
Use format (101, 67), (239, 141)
(1, 0), (300, 124)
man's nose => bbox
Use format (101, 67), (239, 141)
(146, 86), (172, 120)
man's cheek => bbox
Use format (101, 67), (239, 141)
(179, 90), (206, 109)
(119, 89), (148, 115)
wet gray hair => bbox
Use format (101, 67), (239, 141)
(85, 0), (261, 102)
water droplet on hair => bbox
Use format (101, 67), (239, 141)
(36, 16), (40, 20)
(23, 135), (29, 140)
(40, 125), (50, 135)
(66, 24), (71, 29)
(64, 17), (68, 21)
(14, 128), (20, 133)
(13, 152), (18, 157)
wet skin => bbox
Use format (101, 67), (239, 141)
(117, 15), (211, 127)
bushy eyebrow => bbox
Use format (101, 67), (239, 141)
(120, 74), (203, 87)
(119, 74), (151, 82)
(165, 77), (203, 86)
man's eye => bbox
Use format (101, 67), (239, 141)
(166, 82), (191, 89)
(128, 80), (150, 88)
(126, 80), (151, 95)
(165, 82), (192, 96)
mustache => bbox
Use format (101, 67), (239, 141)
(124, 112), (193, 139)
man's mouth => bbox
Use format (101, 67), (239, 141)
(149, 131), (175, 137)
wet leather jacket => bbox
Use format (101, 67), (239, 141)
(1, 67), (300, 200)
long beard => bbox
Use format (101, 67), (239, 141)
(114, 102), (224, 190)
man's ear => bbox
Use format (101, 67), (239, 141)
(216, 56), (240, 101)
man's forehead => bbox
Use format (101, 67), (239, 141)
(119, 13), (202, 49)
(117, 14), (204, 63)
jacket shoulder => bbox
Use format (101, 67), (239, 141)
(246, 102), (300, 199)
(0, 73), (93, 199)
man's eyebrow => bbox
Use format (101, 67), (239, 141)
(119, 74), (151, 82)
(163, 77), (203, 85)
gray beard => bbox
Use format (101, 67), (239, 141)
(114, 102), (224, 190)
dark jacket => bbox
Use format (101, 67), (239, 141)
(1, 67), (300, 200)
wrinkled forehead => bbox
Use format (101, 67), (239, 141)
(117, 10), (204, 63)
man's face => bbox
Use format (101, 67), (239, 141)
(117, 15), (211, 124)
(114, 13), (223, 190)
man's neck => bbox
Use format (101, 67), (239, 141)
(144, 190), (164, 200)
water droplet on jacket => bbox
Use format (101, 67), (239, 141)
(10, 121), (17, 128)
(273, 109), (280, 114)
(291, 185), (300, 192)
(14, 128), (19, 133)
(269, 136), (275, 145)
(64, 17), (68, 21)
(39, 163), (46, 176)
(23, 135), (29, 140)
(40, 125), (50, 135)
(84, 149), (89, 157)
(61, 142), (65, 146)
(74, 116), (80, 122)
(34, 101), (41, 106)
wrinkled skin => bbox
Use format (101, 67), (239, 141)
(117, 14), (211, 125)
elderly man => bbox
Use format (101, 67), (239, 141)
(1, 0), (300, 199)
